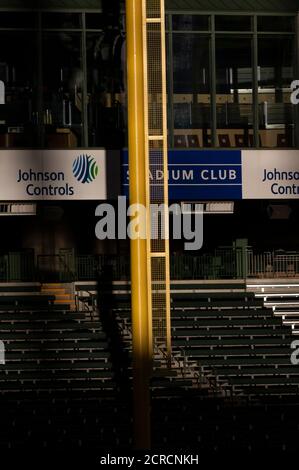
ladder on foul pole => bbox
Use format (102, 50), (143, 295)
(126, 0), (171, 449)
(142, 0), (171, 360)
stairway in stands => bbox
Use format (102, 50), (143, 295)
(247, 279), (299, 335)
(41, 283), (76, 311)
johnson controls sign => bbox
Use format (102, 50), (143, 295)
(242, 150), (299, 199)
(0, 150), (107, 200)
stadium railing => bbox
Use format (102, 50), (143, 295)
(0, 248), (299, 282)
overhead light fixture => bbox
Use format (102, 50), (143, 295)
(205, 202), (234, 214)
(267, 204), (292, 220)
(255, 293), (299, 297)
(181, 202), (234, 215)
(0, 203), (36, 216)
(247, 284), (299, 288)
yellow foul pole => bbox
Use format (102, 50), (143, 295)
(126, 0), (151, 450)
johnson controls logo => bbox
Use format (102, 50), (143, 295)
(72, 154), (99, 184)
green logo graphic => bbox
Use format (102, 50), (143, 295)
(73, 155), (99, 184)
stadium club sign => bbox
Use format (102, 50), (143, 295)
(0, 150), (107, 200)
(122, 149), (299, 200)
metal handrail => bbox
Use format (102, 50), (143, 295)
(3, 249), (299, 282)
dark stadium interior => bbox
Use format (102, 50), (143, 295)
(0, 0), (298, 463)
(1, 200), (299, 255)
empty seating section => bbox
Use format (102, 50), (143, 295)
(0, 283), (131, 450)
(172, 101), (293, 148)
(173, 128), (291, 148)
(105, 280), (298, 399)
(103, 279), (299, 452)
(171, 290), (298, 397)
(151, 397), (299, 454)
(2, 280), (299, 451)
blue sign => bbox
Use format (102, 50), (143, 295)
(122, 149), (242, 200)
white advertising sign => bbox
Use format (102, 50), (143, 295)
(1, 148), (299, 201)
(242, 150), (299, 199)
(0, 149), (108, 200)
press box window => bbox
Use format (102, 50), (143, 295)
(172, 15), (210, 31)
(85, 14), (105, 30)
(215, 15), (253, 32)
(257, 16), (295, 33)
(0, 12), (37, 29)
(42, 13), (81, 30)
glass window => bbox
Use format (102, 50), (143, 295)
(172, 15), (210, 31)
(172, 34), (211, 148)
(216, 36), (253, 148)
(42, 33), (83, 148)
(0, 12), (37, 29)
(42, 13), (81, 29)
(258, 36), (295, 148)
(86, 13), (105, 30)
(0, 31), (38, 148)
(215, 15), (252, 32)
(86, 31), (126, 148)
(257, 16), (295, 33)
